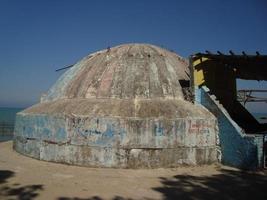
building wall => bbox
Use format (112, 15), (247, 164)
(196, 86), (266, 169)
(13, 111), (218, 168)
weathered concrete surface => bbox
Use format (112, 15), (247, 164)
(14, 111), (217, 168)
(41, 44), (189, 102)
(14, 44), (219, 168)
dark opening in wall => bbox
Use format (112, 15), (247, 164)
(179, 80), (193, 102)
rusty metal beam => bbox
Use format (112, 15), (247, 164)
(55, 64), (74, 72)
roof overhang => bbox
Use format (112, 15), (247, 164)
(191, 53), (267, 81)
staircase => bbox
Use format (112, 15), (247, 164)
(195, 86), (266, 169)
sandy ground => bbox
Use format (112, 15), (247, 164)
(0, 141), (266, 200)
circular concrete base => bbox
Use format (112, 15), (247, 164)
(13, 99), (218, 168)
(13, 137), (217, 168)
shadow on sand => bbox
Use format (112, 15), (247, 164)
(58, 197), (134, 200)
(153, 168), (267, 200)
(58, 168), (267, 200)
(0, 170), (43, 200)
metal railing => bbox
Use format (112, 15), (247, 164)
(237, 90), (267, 105)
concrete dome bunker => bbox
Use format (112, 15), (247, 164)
(13, 44), (218, 168)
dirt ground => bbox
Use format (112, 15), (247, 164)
(0, 141), (266, 200)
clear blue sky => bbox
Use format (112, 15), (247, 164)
(0, 0), (266, 112)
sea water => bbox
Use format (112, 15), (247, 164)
(253, 113), (267, 124)
(0, 107), (23, 142)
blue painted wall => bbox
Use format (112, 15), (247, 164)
(14, 114), (67, 142)
(13, 111), (218, 167)
(196, 86), (266, 169)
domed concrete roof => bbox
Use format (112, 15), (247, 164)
(42, 43), (189, 102)
(24, 43), (211, 118)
